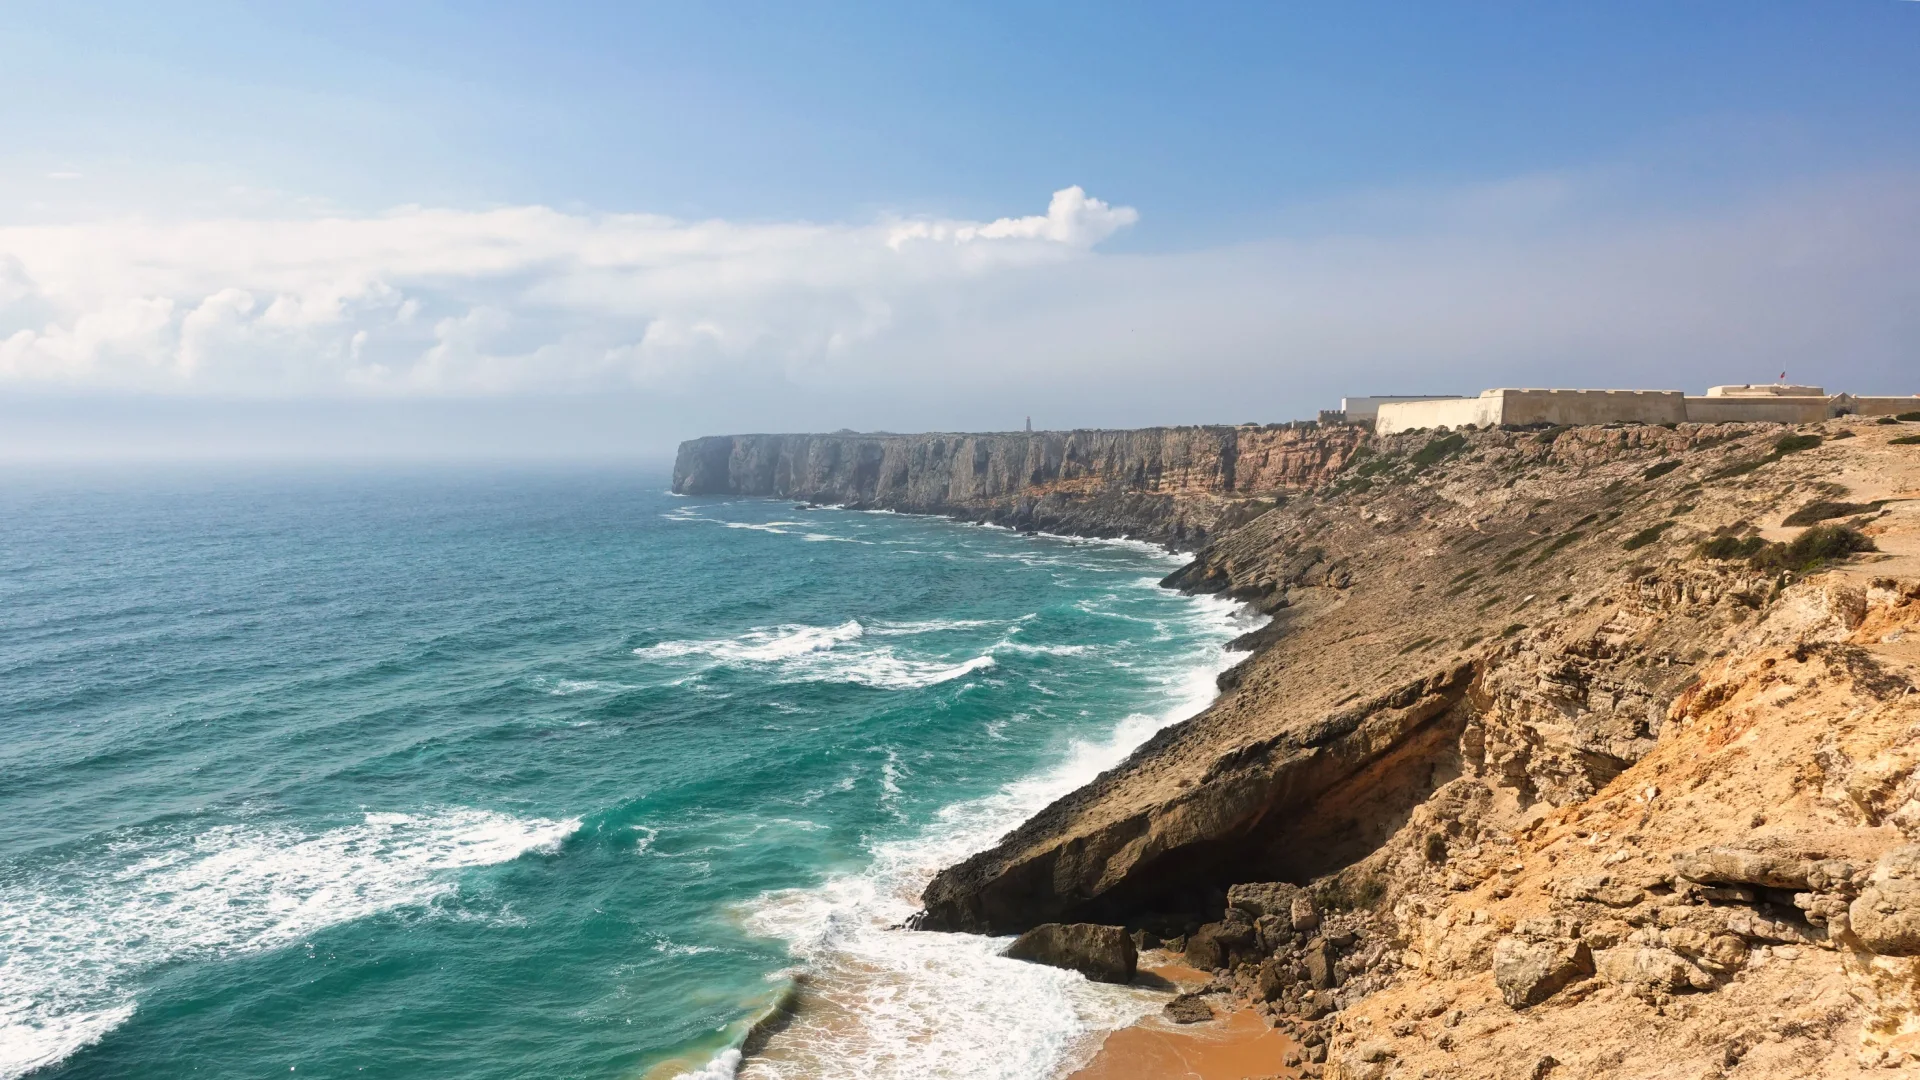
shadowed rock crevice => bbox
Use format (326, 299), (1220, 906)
(913, 664), (1477, 934)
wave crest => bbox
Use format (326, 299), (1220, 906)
(635, 622), (996, 690)
(0, 809), (578, 1080)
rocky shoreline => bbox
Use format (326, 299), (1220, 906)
(677, 415), (1920, 1078)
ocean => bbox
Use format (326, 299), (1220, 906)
(0, 465), (1252, 1080)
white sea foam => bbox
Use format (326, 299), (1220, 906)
(733, 589), (1259, 1080)
(675, 1047), (743, 1080)
(641, 621), (867, 663)
(533, 677), (636, 696)
(636, 622), (996, 691)
(990, 641), (1093, 657)
(867, 619), (997, 636)
(0, 808), (577, 1080)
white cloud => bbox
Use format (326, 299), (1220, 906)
(0, 174), (1916, 407)
(885, 185), (1138, 248)
(0, 188), (1139, 395)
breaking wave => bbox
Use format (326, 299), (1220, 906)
(0, 809), (578, 1080)
(635, 621), (998, 690)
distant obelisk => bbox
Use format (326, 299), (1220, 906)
(1025, 416), (1032, 432)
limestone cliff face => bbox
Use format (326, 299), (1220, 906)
(907, 417), (1920, 1077)
(671, 426), (1365, 548)
(913, 421), (1801, 933)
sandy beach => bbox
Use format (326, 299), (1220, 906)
(1069, 1007), (1297, 1080)
(1065, 957), (1297, 1080)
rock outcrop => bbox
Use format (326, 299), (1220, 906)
(700, 411), (1920, 1076)
(671, 425), (1366, 547)
(1001, 922), (1138, 983)
(897, 416), (1920, 1076)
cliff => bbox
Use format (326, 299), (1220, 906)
(905, 417), (1920, 1078)
(671, 426), (1366, 548)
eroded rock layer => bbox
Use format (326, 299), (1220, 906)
(904, 417), (1920, 1077)
(671, 425), (1365, 547)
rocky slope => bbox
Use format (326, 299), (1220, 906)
(901, 416), (1920, 1077)
(671, 425), (1364, 548)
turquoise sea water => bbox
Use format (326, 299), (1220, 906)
(0, 467), (1250, 1080)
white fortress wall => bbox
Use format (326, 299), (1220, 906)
(1848, 396), (1920, 417)
(1340, 395), (1464, 421)
(1496, 389), (1687, 427)
(1374, 394), (1499, 435)
(1684, 396), (1830, 424)
(1363, 384), (1919, 434)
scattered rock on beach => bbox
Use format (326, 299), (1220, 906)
(1003, 922), (1138, 983)
(1164, 992), (1215, 1023)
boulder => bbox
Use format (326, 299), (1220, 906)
(1004, 923), (1137, 983)
(1492, 936), (1594, 1008)
(1292, 895), (1322, 932)
(1673, 847), (1808, 889)
(1185, 916), (1254, 970)
(1254, 959), (1291, 1001)
(1593, 945), (1713, 995)
(1163, 992), (1214, 1024)
(1304, 938), (1339, 989)
(1227, 881), (1303, 919)
(1184, 923), (1228, 969)
(1254, 913), (1295, 953)
(1850, 848), (1920, 955)
(1672, 845), (1858, 892)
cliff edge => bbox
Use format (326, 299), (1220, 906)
(908, 416), (1920, 1078)
(671, 426), (1364, 548)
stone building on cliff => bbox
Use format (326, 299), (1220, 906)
(1369, 383), (1920, 434)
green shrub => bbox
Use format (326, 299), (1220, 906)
(1410, 433), (1469, 469)
(1622, 521), (1675, 550)
(1708, 432), (1824, 481)
(1529, 532), (1584, 566)
(1879, 417), (1902, 426)
(1893, 435), (1920, 446)
(1499, 622), (1527, 638)
(1832, 431), (1856, 440)
(1898, 411), (1920, 422)
(1748, 525), (1876, 572)
(1354, 454), (1400, 479)
(1695, 535), (1765, 561)
(1782, 500), (1873, 526)
(1641, 459), (1683, 481)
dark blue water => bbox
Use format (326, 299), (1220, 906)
(0, 466), (1249, 1080)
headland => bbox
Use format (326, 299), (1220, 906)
(675, 393), (1920, 1079)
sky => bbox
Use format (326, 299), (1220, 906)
(2, 1), (1918, 461)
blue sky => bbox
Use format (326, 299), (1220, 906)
(2, 2), (1918, 459)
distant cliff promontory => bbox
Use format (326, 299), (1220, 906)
(671, 426), (1366, 548)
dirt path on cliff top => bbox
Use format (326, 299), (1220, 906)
(912, 416), (1920, 1076)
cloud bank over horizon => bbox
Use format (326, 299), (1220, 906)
(0, 186), (1140, 396)
(2, 171), (1918, 457)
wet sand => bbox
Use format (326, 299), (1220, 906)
(1067, 957), (1297, 1080)
(1067, 1007), (1297, 1080)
